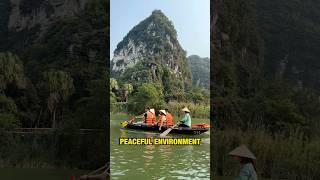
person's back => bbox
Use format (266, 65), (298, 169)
(166, 112), (173, 126)
(182, 113), (191, 127)
(145, 111), (154, 125)
(235, 163), (258, 180)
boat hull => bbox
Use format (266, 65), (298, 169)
(123, 122), (209, 135)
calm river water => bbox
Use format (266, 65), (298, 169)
(110, 119), (210, 180)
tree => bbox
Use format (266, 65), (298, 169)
(74, 76), (107, 129)
(0, 52), (26, 92)
(110, 78), (119, 91)
(128, 83), (165, 114)
(123, 83), (133, 102)
(188, 88), (206, 104)
(44, 70), (75, 128)
(0, 94), (19, 129)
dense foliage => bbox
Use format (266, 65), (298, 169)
(212, 0), (320, 178)
(256, 0), (320, 91)
(0, 0), (10, 50)
(0, 0), (107, 169)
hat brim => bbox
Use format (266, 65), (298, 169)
(228, 145), (256, 160)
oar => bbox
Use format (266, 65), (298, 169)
(128, 115), (145, 124)
(159, 123), (180, 137)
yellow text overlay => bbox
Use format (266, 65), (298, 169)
(119, 138), (201, 145)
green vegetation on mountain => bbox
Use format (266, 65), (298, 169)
(187, 55), (210, 89)
(111, 10), (209, 111)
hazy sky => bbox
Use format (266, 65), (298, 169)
(110, 0), (210, 59)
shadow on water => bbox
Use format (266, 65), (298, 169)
(0, 129), (106, 179)
(110, 119), (210, 180)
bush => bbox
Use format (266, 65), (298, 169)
(128, 83), (165, 114)
(167, 101), (210, 119)
(0, 113), (19, 129)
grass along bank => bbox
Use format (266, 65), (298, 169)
(213, 128), (320, 179)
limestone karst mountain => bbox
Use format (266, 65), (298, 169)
(187, 55), (210, 89)
(111, 10), (192, 90)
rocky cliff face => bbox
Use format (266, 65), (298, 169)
(8, 0), (88, 32)
(187, 55), (210, 89)
(256, 0), (320, 91)
(111, 10), (191, 82)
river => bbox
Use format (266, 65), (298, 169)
(110, 118), (210, 180)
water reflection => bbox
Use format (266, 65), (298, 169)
(143, 132), (155, 167)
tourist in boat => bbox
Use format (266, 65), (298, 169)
(140, 107), (150, 123)
(229, 145), (258, 180)
(158, 110), (167, 131)
(150, 108), (157, 124)
(179, 107), (191, 128)
(165, 108), (173, 127)
(143, 107), (156, 125)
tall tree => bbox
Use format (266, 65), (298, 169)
(123, 83), (133, 102)
(44, 71), (75, 128)
(0, 52), (26, 92)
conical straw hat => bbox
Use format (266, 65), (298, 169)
(228, 144), (256, 160)
(159, 110), (166, 115)
(149, 108), (155, 114)
(181, 107), (190, 113)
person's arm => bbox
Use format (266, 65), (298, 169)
(142, 112), (147, 121)
(159, 116), (163, 130)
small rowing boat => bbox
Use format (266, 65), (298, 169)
(121, 121), (209, 135)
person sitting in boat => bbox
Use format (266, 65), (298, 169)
(164, 108), (173, 127)
(145, 108), (156, 126)
(142, 107), (150, 122)
(179, 107), (191, 128)
(158, 110), (167, 131)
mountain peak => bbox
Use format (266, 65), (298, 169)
(113, 9), (177, 54)
(111, 10), (191, 88)
(151, 9), (166, 17)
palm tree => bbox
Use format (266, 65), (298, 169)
(123, 83), (133, 102)
(0, 52), (26, 92)
(110, 78), (119, 91)
(44, 70), (75, 128)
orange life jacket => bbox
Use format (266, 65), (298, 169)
(166, 112), (173, 126)
(146, 111), (155, 125)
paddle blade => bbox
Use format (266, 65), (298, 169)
(159, 128), (172, 137)
(121, 121), (128, 127)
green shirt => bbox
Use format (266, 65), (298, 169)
(235, 163), (258, 180)
(180, 113), (191, 127)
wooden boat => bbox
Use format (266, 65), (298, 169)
(121, 121), (209, 135)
